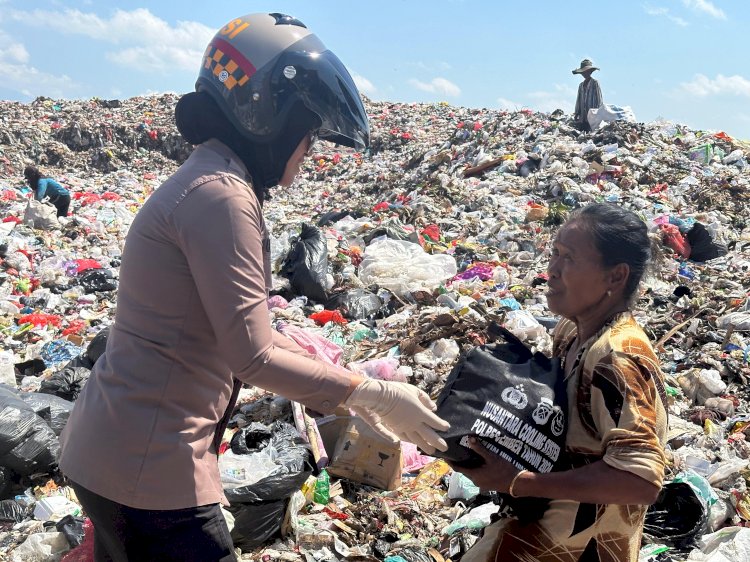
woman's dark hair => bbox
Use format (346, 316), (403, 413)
(23, 165), (43, 190)
(566, 203), (651, 300)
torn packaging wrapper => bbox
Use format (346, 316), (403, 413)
(432, 326), (567, 472)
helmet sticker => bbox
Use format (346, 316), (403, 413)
(203, 39), (257, 91)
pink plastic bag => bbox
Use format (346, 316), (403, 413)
(277, 322), (343, 366)
(402, 442), (434, 473)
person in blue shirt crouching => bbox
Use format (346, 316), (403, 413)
(24, 165), (71, 217)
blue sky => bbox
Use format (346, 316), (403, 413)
(1, 1), (749, 138)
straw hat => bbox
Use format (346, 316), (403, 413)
(572, 59), (599, 74)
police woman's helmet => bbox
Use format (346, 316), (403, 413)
(196, 12), (369, 150)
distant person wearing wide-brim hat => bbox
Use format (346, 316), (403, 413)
(572, 59), (603, 132)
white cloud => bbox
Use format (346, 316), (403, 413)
(527, 83), (577, 113)
(680, 74), (750, 97)
(409, 77), (461, 97)
(8, 8), (214, 72)
(0, 43), (29, 64)
(643, 4), (689, 26)
(352, 73), (376, 96)
(682, 0), (726, 20)
(0, 31), (76, 97)
(0, 58), (77, 98)
(497, 97), (523, 111)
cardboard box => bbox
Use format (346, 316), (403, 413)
(318, 415), (403, 491)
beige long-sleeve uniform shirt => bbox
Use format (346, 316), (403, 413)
(59, 139), (352, 510)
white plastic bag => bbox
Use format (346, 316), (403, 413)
(504, 310), (547, 341)
(10, 531), (69, 562)
(687, 526), (750, 561)
(587, 104), (636, 131)
(23, 199), (58, 230)
(698, 369), (727, 395)
(357, 237), (457, 295)
(218, 449), (280, 489)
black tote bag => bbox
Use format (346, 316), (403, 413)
(432, 325), (567, 473)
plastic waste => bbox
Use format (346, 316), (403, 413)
(222, 421), (313, 503)
(587, 104), (636, 130)
(313, 469), (330, 504)
(325, 288), (384, 320)
(644, 481), (709, 551)
(9, 531), (70, 562)
(0, 499), (31, 522)
(697, 370), (727, 396)
(0, 387), (59, 476)
(446, 471), (480, 501)
(59, 518), (95, 562)
(39, 366), (91, 402)
(33, 496), (82, 521)
(280, 224), (330, 303)
(55, 515), (86, 548)
(686, 526), (750, 561)
(18, 392), (74, 436)
(0, 350), (16, 387)
(442, 501), (498, 535)
(23, 199), (58, 230)
(357, 237), (457, 296)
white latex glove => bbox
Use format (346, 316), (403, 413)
(344, 378), (450, 454)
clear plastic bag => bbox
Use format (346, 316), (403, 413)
(357, 237), (457, 295)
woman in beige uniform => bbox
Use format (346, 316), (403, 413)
(59, 13), (448, 562)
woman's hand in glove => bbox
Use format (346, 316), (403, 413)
(344, 377), (450, 454)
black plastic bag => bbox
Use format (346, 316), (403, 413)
(14, 358), (46, 383)
(227, 499), (287, 551)
(643, 482), (707, 551)
(224, 421), (313, 504)
(0, 499), (30, 522)
(325, 288), (383, 320)
(362, 220), (412, 244)
(686, 222), (728, 263)
(39, 366), (90, 402)
(230, 422), (273, 455)
(0, 387), (59, 476)
(280, 224), (329, 303)
(79, 269), (118, 293)
(317, 209), (360, 227)
(84, 327), (109, 365)
(0, 466), (12, 498)
(432, 326), (566, 470)
(18, 392), (74, 436)
(0, 387), (40, 456)
(56, 514), (86, 547)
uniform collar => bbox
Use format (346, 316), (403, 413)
(201, 139), (252, 183)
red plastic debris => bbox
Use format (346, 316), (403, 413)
(18, 313), (62, 328)
(420, 224), (441, 243)
(62, 319), (87, 336)
(309, 310), (347, 326)
(73, 259), (103, 274)
(659, 224), (691, 259)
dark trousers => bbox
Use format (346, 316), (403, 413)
(49, 193), (71, 217)
(70, 482), (236, 562)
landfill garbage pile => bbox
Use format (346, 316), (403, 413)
(0, 93), (748, 561)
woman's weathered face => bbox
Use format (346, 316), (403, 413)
(546, 222), (611, 320)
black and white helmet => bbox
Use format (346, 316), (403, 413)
(196, 12), (369, 149)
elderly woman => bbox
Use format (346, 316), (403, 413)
(455, 203), (668, 562)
